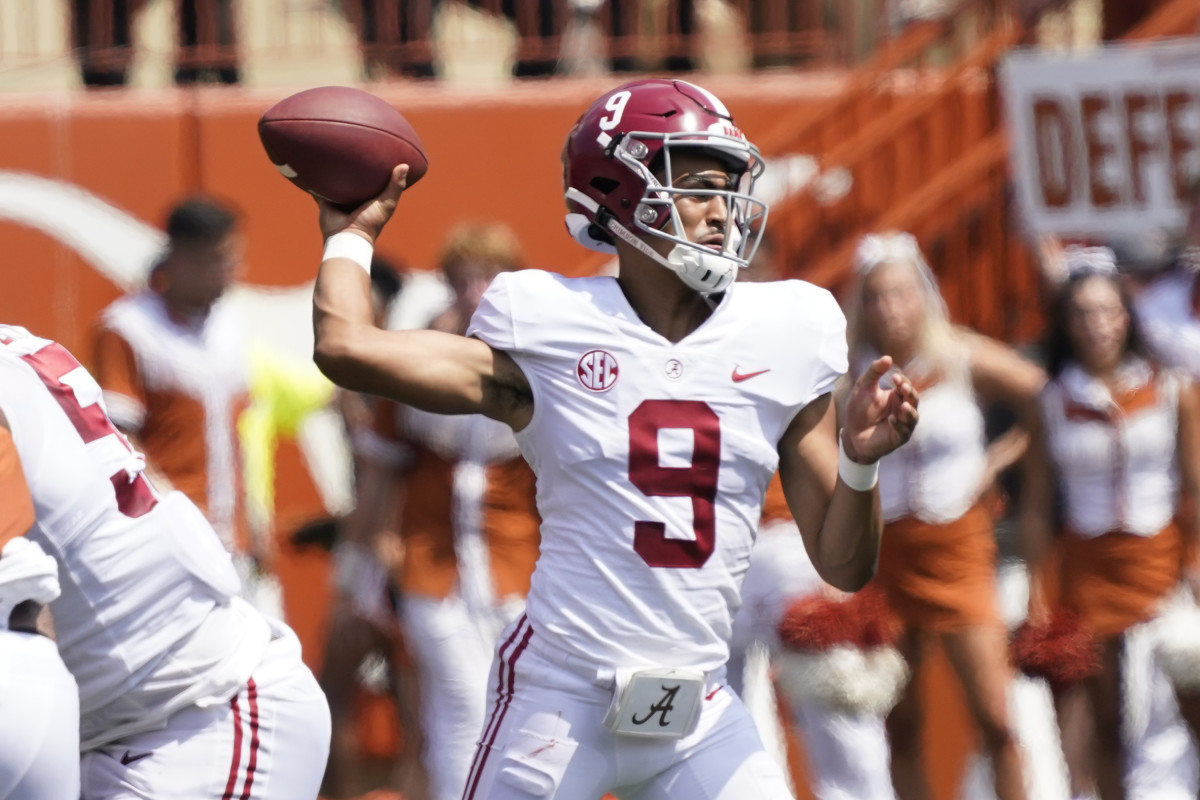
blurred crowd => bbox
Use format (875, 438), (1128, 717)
(65, 0), (1168, 87)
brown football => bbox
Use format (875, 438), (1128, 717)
(258, 86), (428, 208)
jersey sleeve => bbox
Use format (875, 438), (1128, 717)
(0, 426), (34, 549)
(91, 324), (147, 433)
(466, 272), (518, 352)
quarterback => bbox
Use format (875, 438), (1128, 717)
(311, 78), (919, 800)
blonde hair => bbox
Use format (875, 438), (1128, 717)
(844, 231), (967, 384)
(438, 221), (525, 277)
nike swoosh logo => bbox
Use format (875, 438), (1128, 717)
(731, 367), (771, 383)
(120, 750), (153, 766)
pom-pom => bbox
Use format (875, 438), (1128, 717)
(776, 646), (910, 715)
(775, 587), (908, 714)
(777, 585), (897, 651)
(1152, 592), (1200, 691)
(1010, 610), (1100, 694)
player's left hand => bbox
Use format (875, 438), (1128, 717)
(841, 355), (919, 464)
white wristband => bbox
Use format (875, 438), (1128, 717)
(322, 231), (373, 276)
(838, 433), (879, 491)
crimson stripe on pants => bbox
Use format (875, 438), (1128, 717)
(222, 690), (244, 800)
(461, 614), (528, 793)
(463, 618), (533, 800)
(239, 679), (261, 800)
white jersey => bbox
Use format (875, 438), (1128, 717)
(467, 271), (846, 674)
(868, 354), (987, 524)
(1041, 358), (1181, 538)
(0, 325), (270, 749)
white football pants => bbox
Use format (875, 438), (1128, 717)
(0, 631), (80, 800)
(462, 614), (795, 800)
(80, 622), (330, 799)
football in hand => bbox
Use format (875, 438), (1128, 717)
(258, 86), (428, 209)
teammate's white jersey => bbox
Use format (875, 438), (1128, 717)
(0, 325), (270, 749)
(467, 271), (846, 674)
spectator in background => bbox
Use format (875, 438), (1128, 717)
(90, 197), (272, 608)
(1021, 251), (1200, 800)
(174, 0), (240, 84)
(329, 222), (541, 800)
(72, 0), (140, 87)
(73, 0), (238, 86)
(350, 0), (436, 80)
(844, 232), (1043, 800)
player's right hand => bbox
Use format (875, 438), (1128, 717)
(317, 163), (409, 244)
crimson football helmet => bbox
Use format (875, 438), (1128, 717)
(562, 79), (768, 293)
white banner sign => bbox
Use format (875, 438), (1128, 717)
(1000, 39), (1200, 238)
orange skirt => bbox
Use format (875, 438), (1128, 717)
(1059, 521), (1184, 638)
(873, 504), (1000, 632)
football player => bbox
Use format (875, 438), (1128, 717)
(91, 198), (277, 613)
(0, 324), (330, 799)
(0, 452), (79, 800)
(310, 78), (919, 800)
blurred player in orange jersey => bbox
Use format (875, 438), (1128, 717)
(0, 323), (330, 799)
(844, 232), (1044, 800)
(0, 426), (79, 800)
(330, 222), (541, 800)
(90, 197), (273, 604)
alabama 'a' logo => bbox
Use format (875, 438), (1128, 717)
(577, 349), (619, 392)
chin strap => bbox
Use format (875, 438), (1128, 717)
(606, 218), (738, 293)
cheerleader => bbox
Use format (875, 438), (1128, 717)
(1020, 249), (1200, 800)
(845, 232), (1045, 800)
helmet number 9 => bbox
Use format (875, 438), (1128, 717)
(598, 91), (632, 132)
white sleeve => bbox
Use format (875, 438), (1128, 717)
(466, 272), (518, 352)
(801, 288), (849, 406)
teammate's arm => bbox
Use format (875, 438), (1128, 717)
(1016, 395), (1055, 619)
(965, 331), (1046, 500)
(777, 357), (918, 592)
(1177, 381), (1200, 601)
(0, 409), (33, 551)
(312, 166), (533, 430)
(0, 409), (54, 638)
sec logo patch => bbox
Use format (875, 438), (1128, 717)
(577, 349), (619, 392)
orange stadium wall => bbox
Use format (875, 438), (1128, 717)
(0, 76), (979, 800)
(0, 77), (837, 355)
